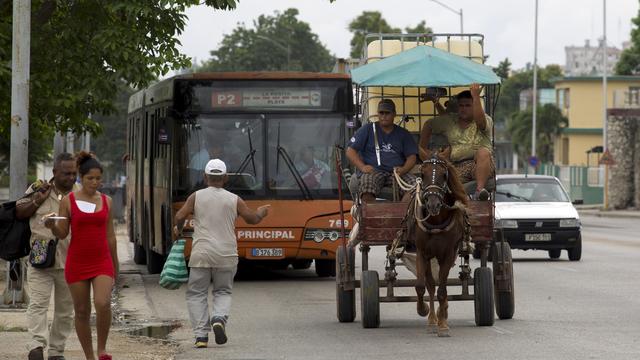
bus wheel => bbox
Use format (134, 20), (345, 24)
(133, 242), (146, 265)
(315, 259), (336, 277)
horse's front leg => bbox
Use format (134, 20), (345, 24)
(415, 247), (428, 317)
(436, 259), (452, 337)
(425, 258), (438, 333)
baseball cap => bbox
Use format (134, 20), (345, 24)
(204, 159), (227, 175)
(377, 99), (396, 113)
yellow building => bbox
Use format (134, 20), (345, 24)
(553, 76), (640, 166)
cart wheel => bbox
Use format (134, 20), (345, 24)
(567, 236), (582, 261)
(474, 267), (495, 326)
(336, 246), (356, 323)
(360, 270), (380, 328)
(548, 249), (561, 259)
(492, 242), (515, 320)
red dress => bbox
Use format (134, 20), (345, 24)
(65, 192), (114, 284)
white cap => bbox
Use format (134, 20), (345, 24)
(204, 159), (227, 175)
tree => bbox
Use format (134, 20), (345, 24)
(507, 104), (568, 164)
(494, 64), (563, 125)
(348, 12), (433, 59)
(0, 0), (239, 166)
(616, 5), (640, 75)
(493, 58), (511, 81)
(200, 8), (334, 72)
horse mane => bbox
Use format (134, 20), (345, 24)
(442, 157), (468, 206)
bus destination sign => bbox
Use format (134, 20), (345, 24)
(212, 89), (322, 108)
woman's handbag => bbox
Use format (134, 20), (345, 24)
(29, 238), (58, 268)
(159, 239), (189, 290)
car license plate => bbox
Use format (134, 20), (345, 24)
(525, 233), (552, 241)
(251, 248), (284, 257)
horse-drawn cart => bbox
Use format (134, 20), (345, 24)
(335, 33), (515, 333)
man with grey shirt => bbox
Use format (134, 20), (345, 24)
(16, 153), (78, 360)
(174, 158), (270, 348)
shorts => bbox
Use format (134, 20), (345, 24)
(453, 158), (496, 184)
(358, 170), (417, 197)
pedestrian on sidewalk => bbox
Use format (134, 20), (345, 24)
(15, 153), (78, 360)
(44, 152), (119, 360)
(174, 158), (270, 349)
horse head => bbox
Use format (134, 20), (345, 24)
(417, 153), (468, 217)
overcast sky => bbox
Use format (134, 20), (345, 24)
(178, 0), (638, 71)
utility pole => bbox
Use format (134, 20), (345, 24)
(603, 0), (609, 209)
(5, 0), (31, 306)
(531, 0), (539, 174)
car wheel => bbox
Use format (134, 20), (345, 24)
(548, 249), (561, 259)
(567, 236), (582, 261)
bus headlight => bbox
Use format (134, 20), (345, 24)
(304, 229), (349, 243)
(313, 232), (325, 243)
(329, 231), (339, 241)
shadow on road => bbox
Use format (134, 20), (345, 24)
(235, 262), (334, 282)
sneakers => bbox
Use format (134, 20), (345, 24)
(212, 322), (228, 345)
(28, 347), (44, 360)
(48, 356), (66, 360)
(472, 188), (490, 201)
(194, 337), (209, 348)
(98, 354), (112, 360)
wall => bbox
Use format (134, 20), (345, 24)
(554, 77), (640, 166)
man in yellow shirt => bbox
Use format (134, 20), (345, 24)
(418, 83), (494, 200)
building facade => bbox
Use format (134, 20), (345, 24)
(553, 76), (640, 166)
(564, 39), (621, 77)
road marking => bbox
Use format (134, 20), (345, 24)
(551, 265), (578, 273)
(493, 325), (513, 334)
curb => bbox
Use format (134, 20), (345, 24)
(578, 210), (640, 219)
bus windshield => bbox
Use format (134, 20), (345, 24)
(174, 114), (344, 199)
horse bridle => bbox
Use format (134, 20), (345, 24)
(420, 156), (451, 202)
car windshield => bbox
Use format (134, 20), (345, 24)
(495, 178), (570, 203)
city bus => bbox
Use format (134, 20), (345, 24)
(126, 72), (355, 275)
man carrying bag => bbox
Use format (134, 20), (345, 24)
(15, 153), (78, 360)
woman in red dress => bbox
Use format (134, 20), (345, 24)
(46, 152), (118, 360)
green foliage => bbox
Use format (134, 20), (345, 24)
(348, 13), (433, 58)
(507, 104), (568, 163)
(493, 58), (511, 81)
(616, 5), (640, 75)
(0, 0), (238, 167)
(494, 64), (563, 125)
(92, 84), (134, 183)
(200, 8), (334, 72)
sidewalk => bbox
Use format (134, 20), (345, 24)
(0, 226), (178, 360)
(576, 204), (640, 218)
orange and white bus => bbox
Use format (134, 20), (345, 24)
(126, 72), (355, 276)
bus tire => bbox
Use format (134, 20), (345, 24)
(315, 259), (336, 277)
(133, 242), (146, 265)
(144, 206), (164, 274)
(292, 259), (313, 270)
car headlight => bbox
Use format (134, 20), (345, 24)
(559, 218), (580, 227)
(495, 219), (518, 229)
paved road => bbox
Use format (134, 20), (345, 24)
(121, 215), (640, 360)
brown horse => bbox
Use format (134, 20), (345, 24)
(413, 153), (468, 337)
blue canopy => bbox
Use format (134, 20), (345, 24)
(351, 45), (501, 87)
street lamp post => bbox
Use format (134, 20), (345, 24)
(429, 0), (463, 34)
(531, 0), (539, 174)
(257, 35), (290, 71)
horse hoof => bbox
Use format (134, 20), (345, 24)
(437, 328), (450, 337)
(428, 324), (438, 334)
(417, 304), (428, 317)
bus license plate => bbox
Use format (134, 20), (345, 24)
(525, 233), (552, 241)
(251, 248), (284, 257)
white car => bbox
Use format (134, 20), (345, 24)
(493, 175), (582, 261)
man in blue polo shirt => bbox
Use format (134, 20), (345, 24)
(346, 99), (418, 202)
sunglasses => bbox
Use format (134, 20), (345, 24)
(378, 111), (392, 115)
